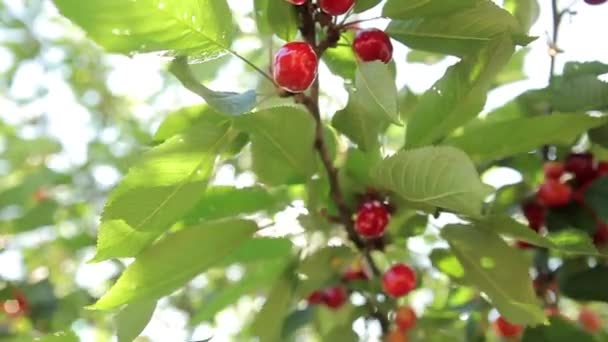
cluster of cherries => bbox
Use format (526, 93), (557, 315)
(519, 152), (608, 249)
(277, 0), (393, 93)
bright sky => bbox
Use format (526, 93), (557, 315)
(0, 0), (607, 341)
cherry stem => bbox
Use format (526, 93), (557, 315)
(294, 2), (390, 335)
(226, 47), (277, 86)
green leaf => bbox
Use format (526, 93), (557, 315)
(92, 120), (236, 261)
(296, 247), (356, 297)
(154, 105), (226, 143)
(405, 35), (514, 148)
(90, 220), (160, 262)
(4, 200), (59, 233)
(237, 107), (317, 185)
(323, 33), (357, 81)
(383, 0), (476, 20)
(371, 146), (493, 218)
(251, 272), (295, 342)
(444, 114), (608, 162)
(522, 316), (597, 342)
(441, 224), (545, 326)
(559, 264), (608, 303)
(354, 0), (382, 12)
(52, 0), (233, 60)
(504, 0), (540, 32)
(183, 186), (288, 224)
(91, 219), (256, 310)
(267, 0), (298, 41)
(406, 50), (445, 65)
(356, 61), (400, 124)
(583, 176), (608, 223)
(387, 1), (525, 57)
(219, 237), (294, 267)
(493, 47), (528, 87)
(551, 75), (608, 112)
(332, 91), (387, 151)
(563, 61), (608, 77)
(429, 249), (466, 282)
(33, 331), (79, 342)
(116, 300), (157, 342)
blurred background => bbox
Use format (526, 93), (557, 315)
(0, 0), (606, 341)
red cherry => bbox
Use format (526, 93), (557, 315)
(323, 286), (348, 309)
(386, 328), (409, 342)
(382, 264), (416, 297)
(522, 201), (546, 231)
(565, 153), (596, 183)
(273, 42), (318, 93)
(307, 290), (325, 305)
(355, 201), (390, 238)
(537, 179), (572, 207)
(285, 0), (306, 5)
(544, 161), (565, 180)
(395, 306), (417, 331)
(516, 240), (534, 249)
(353, 29), (394, 64)
(33, 188), (50, 203)
(584, 0), (607, 4)
(493, 316), (523, 338)
(578, 308), (602, 333)
(343, 261), (369, 281)
(318, 0), (354, 15)
(593, 222), (608, 246)
(597, 161), (608, 177)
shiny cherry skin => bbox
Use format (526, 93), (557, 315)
(584, 0), (607, 4)
(318, 0), (354, 15)
(537, 179), (572, 207)
(355, 201), (390, 238)
(386, 328), (409, 342)
(522, 201), (546, 231)
(593, 222), (608, 246)
(382, 264), (416, 297)
(579, 308), (602, 333)
(353, 29), (394, 64)
(273, 42), (318, 93)
(395, 306), (417, 331)
(565, 153), (596, 183)
(285, 0), (306, 5)
(323, 286), (348, 309)
(307, 290), (325, 305)
(544, 161), (565, 180)
(494, 317), (523, 338)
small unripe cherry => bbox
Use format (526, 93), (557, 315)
(284, 0), (306, 5)
(273, 42), (318, 93)
(382, 264), (416, 297)
(584, 0), (607, 4)
(353, 29), (394, 64)
(522, 201), (546, 231)
(355, 200), (390, 238)
(395, 306), (417, 331)
(578, 308), (602, 333)
(386, 328), (409, 342)
(323, 286), (348, 309)
(565, 153), (596, 183)
(537, 179), (572, 207)
(493, 316), (523, 338)
(544, 161), (565, 180)
(318, 0), (355, 15)
(307, 290), (325, 305)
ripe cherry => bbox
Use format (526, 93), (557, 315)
(544, 161), (565, 180)
(273, 42), (318, 93)
(307, 290), (325, 305)
(318, 0), (354, 15)
(522, 201), (546, 231)
(593, 222), (608, 246)
(353, 29), (394, 64)
(382, 264), (416, 297)
(285, 0), (306, 5)
(355, 201), (390, 238)
(565, 153), (596, 183)
(493, 316), (523, 338)
(597, 161), (608, 177)
(343, 260), (369, 281)
(537, 179), (572, 207)
(395, 306), (417, 331)
(584, 0), (607, 4)
(386, 328), (409, 342)
(578, 308), (602, 333)
(322, 286), (348, 309)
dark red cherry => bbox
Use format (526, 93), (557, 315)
(537, 180), (572, 207)
(597, 161), (608, 177)
(318, 0), (354, 15)
(593, 222), (608, 246)
(273, 42), (318, 93)
(322, 286), (348, 309)
(522, 201), (546, 231)
(307, 290), (325, 305)
(382, 264), (416, 297)
(494, 317), (523, 338)
(355, 201), (390, 238)
(353, 29), (394, 64)
(565, 153), (596, 183)
(544, 161), (565, 180)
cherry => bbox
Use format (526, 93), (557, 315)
(386, 328), (409, 342)
(522, 201), (546, 231)
(307, 290), (325, 305)
(33, 188), (50, 203)
(573, 179), (594, 204)
(353, 29), (394, 64)
(544, 161), (565, 180)
(584, 0), (607, 4)
(565, 153), (596, 183)
(578, 308), (602, 333)
(285, 0), (306, 5)
(355, 201), (390, 238)
(318, 0), (354, 15)
(343, 260), (369, 281)
(395, 306), (417, 331)
(322, 286), (348, 309)
(597, 161), (608, 177)
(593, 222), (608, 246)
(2, 290), (29, 318)
(515, 240), (534, 249)
(273, 42), (318, 93)
(493, 316), (523, 338)
(537, 179), (572, 207)
(382, 264), (416, 297)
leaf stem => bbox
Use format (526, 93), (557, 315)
(226, 48), (277, 86)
